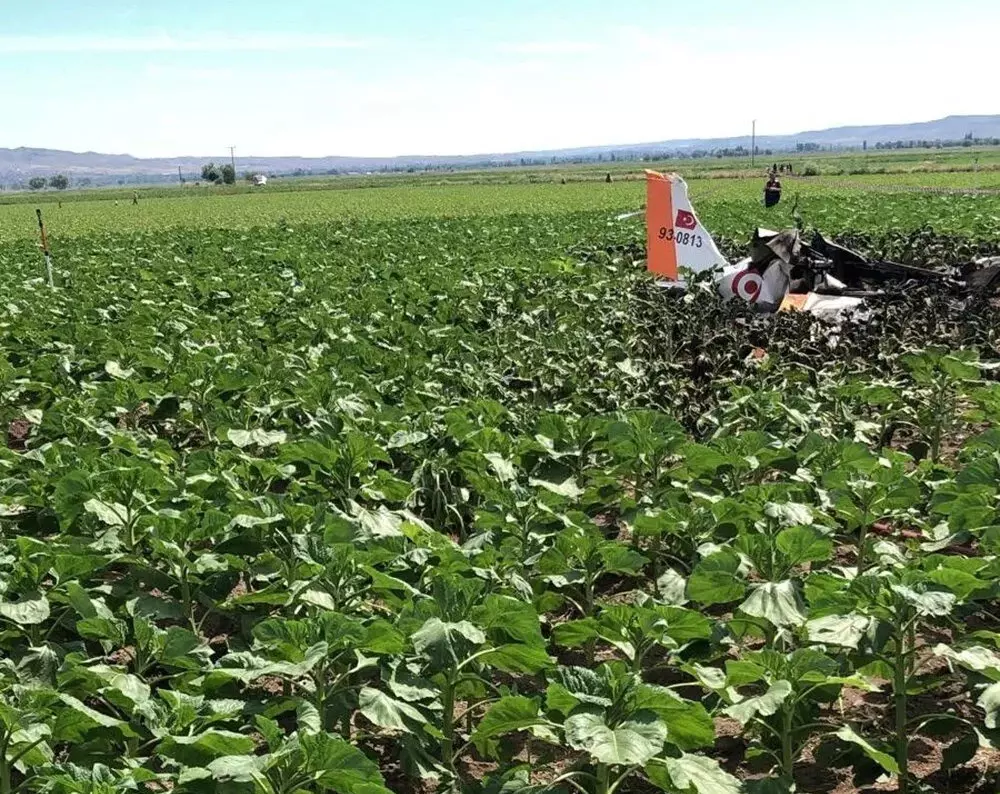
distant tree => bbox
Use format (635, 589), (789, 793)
(201, 163), (221, 183)
(28, 177), (46, 190)
(220, 164), (236, 185)
(49, 174), (69, 190)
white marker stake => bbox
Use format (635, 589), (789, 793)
(36, 208), (54, 288)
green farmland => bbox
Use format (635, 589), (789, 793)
(0, 162), (999, 794)
(4, 171), (1000, 245)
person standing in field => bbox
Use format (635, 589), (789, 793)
(764, 173), (782, 207)
(132, 190), (139, 206)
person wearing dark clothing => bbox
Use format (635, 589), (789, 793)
(764, 175), (782, 208)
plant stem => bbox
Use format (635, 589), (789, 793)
(584, 575), (596, 666)
(0, 730), (10, 794)
(313, 667), (332, 734)
(180, 569), (195, 631)
(632, 649), (645, 675)
(441, 675), (455, 772)
(894, 630), (909, 794)
(650, 535), (662, 587)
(857, 522), (869, 574)
(595, 764), (610, 794)
(930, 379), (948, 462)
(782, 705), (794, 779)
(906, 622), (917, 678)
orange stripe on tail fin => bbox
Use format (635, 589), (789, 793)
(645, 170), (678, 280)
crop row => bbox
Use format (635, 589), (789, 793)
(3, 177), (1000, 243)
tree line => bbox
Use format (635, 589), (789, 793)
(873, 135), (1000, 150)
(28, 175), (70, 190)
(200, 163), (236, 185)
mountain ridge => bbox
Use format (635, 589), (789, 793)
(3, 114), (998, 186)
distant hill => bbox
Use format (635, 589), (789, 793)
(2, 115), (999, 188)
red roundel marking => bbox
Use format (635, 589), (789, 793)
(732, 270), (763, 303)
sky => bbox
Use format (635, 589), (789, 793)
(1, 0), (998, 158)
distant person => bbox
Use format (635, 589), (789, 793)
(132, 190), (139, 206)
(605, 172), (612, 184)
(764, 174), (782, 208)
(787, 163), (793, 175)
(772, 162), (777, 173)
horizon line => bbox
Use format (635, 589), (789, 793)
(0, 113), (991, 163)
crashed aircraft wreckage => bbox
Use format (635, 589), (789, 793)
(640, 170), (999, 317)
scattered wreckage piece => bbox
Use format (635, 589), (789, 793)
(964, 256), (1000, 296)
(809, 231), (951, 286)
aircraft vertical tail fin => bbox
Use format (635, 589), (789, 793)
(646, 170), (678, 280)
(645, 170), (729, 280)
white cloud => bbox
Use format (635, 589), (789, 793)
(0, 32), (373, 54)
(496, 41), (604, 55)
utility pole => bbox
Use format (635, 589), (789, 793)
(229, 146), (236, 173)
(751, 120), (756, 168)
(178, 165), (184, 184)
